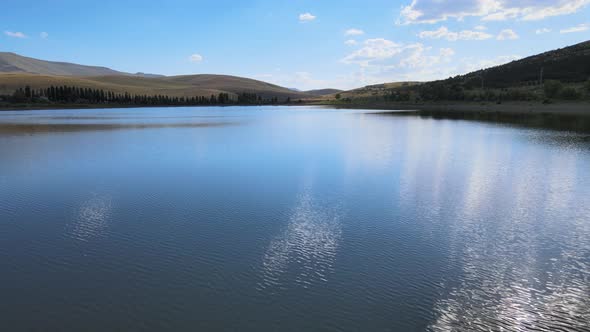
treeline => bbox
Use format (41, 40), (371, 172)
(0, 85), (294, 106)
(339, 79), (590, 105)
(405, 79), (589, 102)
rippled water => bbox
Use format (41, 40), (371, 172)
(1, 106), (589, 331)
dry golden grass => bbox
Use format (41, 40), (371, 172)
(308, 82), (421, 101)
(0, 52), (124, 76)
(0, 73), (311, 99)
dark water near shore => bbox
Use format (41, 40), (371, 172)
(1, 106), (589, 331)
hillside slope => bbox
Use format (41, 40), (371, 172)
(304, 89), (343, 96)
(0, 52), (128, 76)
(321, 82), (420, 100)
(164, 75), (310, 99)
(0, 73), (311, 99)
(0, 52), (314, 100)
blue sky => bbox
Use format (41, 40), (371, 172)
(1, 0), (589, 90)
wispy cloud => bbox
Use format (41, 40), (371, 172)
(398, 0), (590, 24)
(340, 38), (461, 87)
(560, 23), (589, 33)
(341, 38), (455, 70)
(341, 38), (405, 66)
(497, 29), (519, 40)
(341, 39), (522, 88)
(345, 28), (364, 36)
(344, 39), (358, 46)
(189, 54), (203, 62)
(419, 26), (493, 41)
(4, 31), (27, 38)
(535, 28), (551, 34)
(40, 31), (49, 39)
(299, 13), (316, 22)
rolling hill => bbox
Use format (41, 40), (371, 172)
(0, 53), (313, 100)
(163, 74), (311, 99)
(304, 89), (343, 96)
(0, 73), (312, 99)
(320, 82), (420, 100)
(0, 52), (129, 76)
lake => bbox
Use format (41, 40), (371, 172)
(1, 106), (589, 331)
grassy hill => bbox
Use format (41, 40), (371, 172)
(163, 74), (311, 99)
(0, 73), (311, 100)
(324, 82), (420, 100)
(0, 52), (311, 100)
(304, 89), (343, 96)
(0, 52), (128, 76)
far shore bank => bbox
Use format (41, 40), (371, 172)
(0, 103), (165, 111)
(1, 100), (589, 118)
(311, 101), (590, 117)
(0, 103), (281, 111)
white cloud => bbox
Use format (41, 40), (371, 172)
(398, 0), (590, 24)
(341, 38), (456, 74)
(344, 39), (358, 46)
(418, 26), (493, 41)
(560, 23), (589, 33)
(345, 28), (364, 36)
(4, 31), (27, 38)
(474, 25), (487, 30)
(189, 54), (203, 62)
(339, 36), (525, 88)
(341, 43), (459, 86)
(299, 13), (316, 22)
(341, 38), (405, 66)
(440, 48), (456, 57)
(497, 29), (519, 40)
(535, 28), (551, 34)
(40, 32), (49, 39)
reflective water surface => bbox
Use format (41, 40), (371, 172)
(1, 106), (589, 331)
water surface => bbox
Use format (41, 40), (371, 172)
(1, 106), (589, 331)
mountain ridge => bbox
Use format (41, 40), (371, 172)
(0, 52), (129, 76)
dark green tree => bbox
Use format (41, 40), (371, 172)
(560, 87), (581, 100)
(544, 80), (563, 98)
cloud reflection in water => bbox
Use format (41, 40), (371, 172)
(429, 133), (590, 332)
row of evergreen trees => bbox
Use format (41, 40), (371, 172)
(2, 85), (288, 106)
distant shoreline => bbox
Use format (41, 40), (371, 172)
(310, 101), (590, 117)
(1, 101), (589, 118)
(0, 103), (281, 111)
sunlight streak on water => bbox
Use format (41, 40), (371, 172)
(258, 183), (343, 291)
(69, 194), (113, 241)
